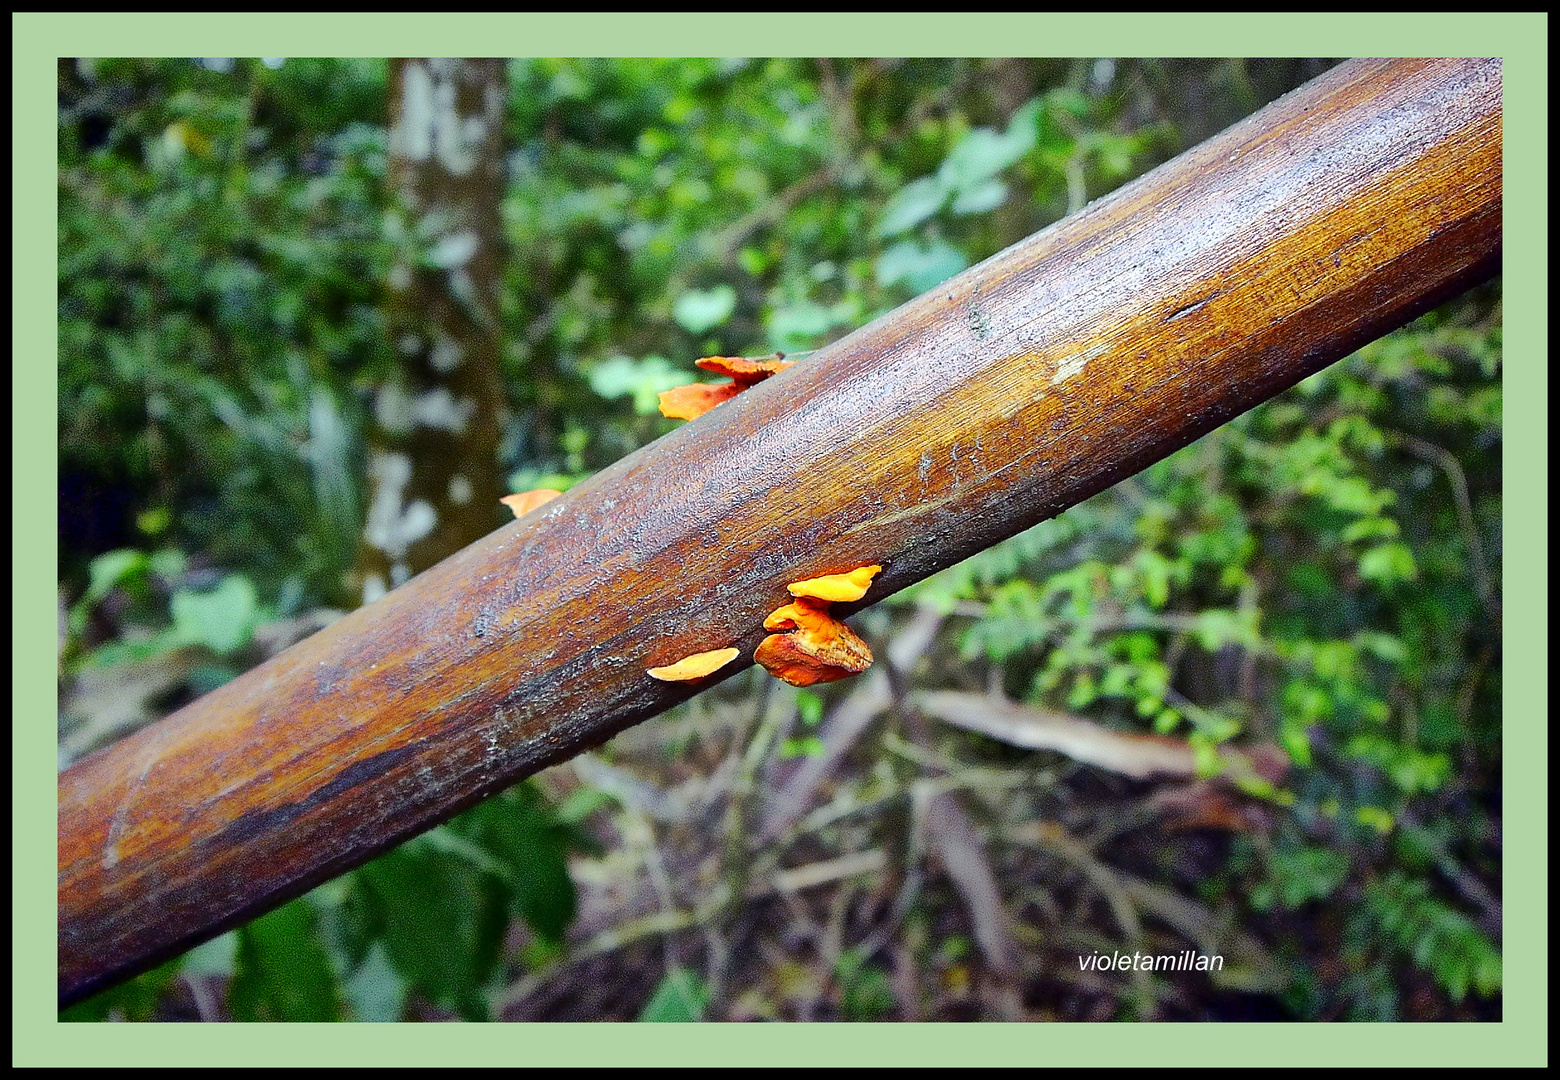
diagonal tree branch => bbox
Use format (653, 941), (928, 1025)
(58, 57), (1502, 1005)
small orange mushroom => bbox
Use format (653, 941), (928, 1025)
(500, 489), (563, 519)
(754, 617), (873, 687)
(657, 353), (796, 421)
(656, 381), (745, 421)
(754, 564), (881, 687)
(787, 564), (882, 603)
(694, 353), (794, 384)
(647, 646), (741, 682)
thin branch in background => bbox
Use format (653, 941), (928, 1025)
(180, 973), (221, 1023)
(852, 780), (931, 964)
(704, 675), (789, 1014)
(758, 605), (944, 841)
(708, 165), (841, 264)
(1007, 820), (1156, 1018)
(883, 625), (1025, 1019)
(1393, 431), (1499, 620)
(924, 791), (1026, 1020)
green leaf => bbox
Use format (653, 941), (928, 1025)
(86, 548), (152, 604)
(1357, 542), (1418, 586)
(230, 898), (342, 1021)
(1192, 609), (1246, 652)
(171, 574), (259, 654)
(356, 839), (509, 1021)
(875, 239), (968, 294)
(589, 354), (692, 415)
(1365, 873), (1501, 1001)
(1355, 805), (1396, 835)
(1345, 734), (1451, 795)
(1266, 845), (1351, 909)
(1280, 718), (1314, 768)
(780, 735), (826, 758)
(1354, 631), (1407, 664)
(1340, 515), (1399, 544)
(949, 178), (1008, 216)
(672, 285), (737, 333)
(555, 785), (616, 823)
(506, 468), (589, 494)
(937, 124), (1034, 193)
(342, 943), (408, 1022)
(462, 784), (579, 944)
(181, 930), (238, 977)
(767, 300), (852, 351)
(1189, 731), (1222, 779)
(836, 946), (896, 1021)
(639, 967), (709, 1021)
(874, 175), (947, 237)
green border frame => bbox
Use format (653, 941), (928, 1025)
(17, 12), (1546, 1066)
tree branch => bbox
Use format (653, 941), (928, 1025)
(59, 58), (1502, 1005)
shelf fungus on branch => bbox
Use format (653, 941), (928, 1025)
(755, 565), (881, 687)
(785, 564), (881, 603)
(646, 646), (741, 682)
(657, 353), (795, 421)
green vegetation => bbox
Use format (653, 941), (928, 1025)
(59, 58), (1498, 1021)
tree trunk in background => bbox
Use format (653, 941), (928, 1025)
(355, 58), (508, 604)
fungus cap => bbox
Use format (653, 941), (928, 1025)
(647, 647), (741, 682)
(786, 564), (882, 603)
(695, 354), (794, 384)
(754, 622), (873, 687)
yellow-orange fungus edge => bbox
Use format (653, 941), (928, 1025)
(500, 489), (563, 519)
(647, 646), (741, 682)
(786, 564), (882, 603)
(659, 354), (796, 422)
(763, 598), (836, 634)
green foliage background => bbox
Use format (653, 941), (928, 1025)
(58, 58), (1500, 1021)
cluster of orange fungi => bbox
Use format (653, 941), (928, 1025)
(649, 564), (882, 689)
(754, 565), (880, 686)
(505, 354), (794, 522)
(502, 353), (879, 690)
(657, 353), (794, 421)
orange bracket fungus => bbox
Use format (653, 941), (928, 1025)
(647, 646), (741, 682)
(657, 353), (795, 421)
(755, 565), (881, 687)
(786, 564), (881, 603)
(500, 489), (563, 519)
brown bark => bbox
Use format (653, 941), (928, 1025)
(59, 58), (1501, 1005)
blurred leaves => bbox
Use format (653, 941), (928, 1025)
(875, 98), (1038, 236)
(338, 783), (584, 1020)
(672, 285), (737, 333)
(60, 58), (390, 604)
(230, 899), (342, 1022)
(169, 573), (259, 655)
(588, 354), (691, 416)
